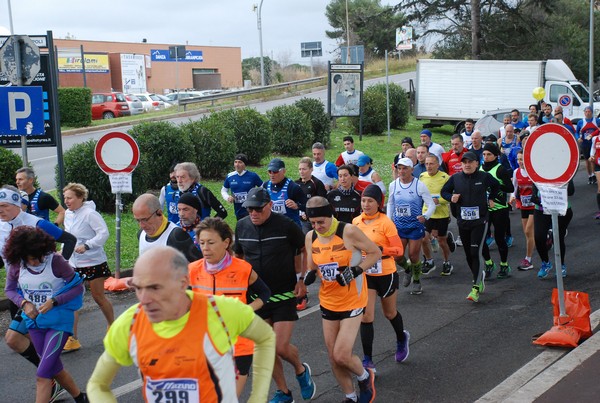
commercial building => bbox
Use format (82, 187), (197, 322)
(53, 39), (242, 94)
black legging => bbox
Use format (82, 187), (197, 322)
(534, 208), (573, 264)
(459, 223), (488, 283)
(482, 208), (510, 263)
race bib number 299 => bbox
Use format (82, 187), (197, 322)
(145, 377), (199, 403)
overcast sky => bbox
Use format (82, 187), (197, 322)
(0, 0), (397, 65)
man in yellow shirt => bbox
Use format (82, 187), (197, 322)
(419, 154), (456, 275)
(87, 246), (276, 403)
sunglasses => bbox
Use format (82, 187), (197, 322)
(247, 205), (267, 213)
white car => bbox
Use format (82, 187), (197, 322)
(124, 94), (145, 115)
(164, 91), (204, 105)
(133, 93), (166, 112)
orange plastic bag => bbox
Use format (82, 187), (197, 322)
(533, 325), (580, 348)
(104, 276), (131, 292)
(551, 289), (592, 340)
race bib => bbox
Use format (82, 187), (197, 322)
(168, 202), (178, 215)
(460, 206), (480, 220)
(233, 192), (248, 204)
(395, 205), (411, 217)
(145, 377), (199, 403)
(24, 289), (52, 309)
(272, 200), (287, 214)
(520, 195), (533, 207)
(318, 262), (339, 282)
(365, 259), (383, 275)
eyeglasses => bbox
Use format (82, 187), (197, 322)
(247, 205), (266, 213)
(135, 211), (158, 223)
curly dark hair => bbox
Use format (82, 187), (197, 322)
(3, 226), (56, 265)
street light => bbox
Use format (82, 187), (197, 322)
(7, 0), (15, 34)
(253, 1), (265, 86)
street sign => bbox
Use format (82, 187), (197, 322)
(0, 35), (41, 85)
(0, 86), (45, 135)
(396, 26), (413, 50)
(301, 42), (322, 58)
(94, 132), (140, 174)
(523, 123), (579, 185)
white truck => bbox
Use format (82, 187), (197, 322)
(414, 59), (595, 132)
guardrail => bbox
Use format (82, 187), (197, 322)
(178, 76), (326, 110)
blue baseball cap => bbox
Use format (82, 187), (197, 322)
(357, 155), (372, 167)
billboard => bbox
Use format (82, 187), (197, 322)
(396, 26), (413, 50)
(328, 64), (363, 117)
(150, 49), (203, 62)
(58, 53), (109, 73)
(120, 54), (147, 93)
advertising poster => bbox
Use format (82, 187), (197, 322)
(120, 54), (146, 93)
(328, 64), (363, 117)
(58, 53), (109, 73)
(396, 26), (413, 50)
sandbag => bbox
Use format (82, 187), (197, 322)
(104, 276), (131, 292)
(533, 325), (580, 348)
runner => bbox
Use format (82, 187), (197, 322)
(387, 158), (436, 295)
(189, 217), (272, 397)
(15, 167), (66, 225)
(327, 165), (362, 224)
(441, 152), (500, 302)
(357, 155), (386, 194)
(87, 246), (276, 402)
(264, 158), (307, 227)
(158, 164), (179, 224)
(304, 196), (381, 403)
(419, 154), (455, 276)
(352, 185), (409, 374)
(221, 153), (263, 220)
(588, 131), (600, 218)
(509, 148), (535, 271)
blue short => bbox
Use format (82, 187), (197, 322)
(9, 313), (28, 335)
(397, 226), (425, 241)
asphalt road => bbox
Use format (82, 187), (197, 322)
(1, 164), (599, 402)
(16, 72), (416, 192)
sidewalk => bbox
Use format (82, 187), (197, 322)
(478, 309), (600, 402)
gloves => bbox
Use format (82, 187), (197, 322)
(336, 266), (363, 286)
(303, 270), (317, 286)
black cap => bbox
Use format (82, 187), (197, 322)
(242, 187), (271, 208)
(461, 151), (479, 162)
(178, 193), (202, 211)
(519, 130), (531, 142)
(362, 184), (383, 206)
(234, 153), (249, 165)
(267, 158), (285, 172)
(483, 143), (500, 156)
(485, 134), (498, 142)
(401, 137), (414, 146)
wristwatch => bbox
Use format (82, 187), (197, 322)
(84, 244), (90, 251)
(51, 298), (58, 307)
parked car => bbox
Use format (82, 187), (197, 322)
(124, 94), (145, 115)
(155, 93), (175, 108)
(133, 93), (165, 112)
(91, 92), (131, 120)
(164, 91), (204, 105)
(473, 108), (530, 137)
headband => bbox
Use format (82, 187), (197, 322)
(306, 204), (334, 219)
(0, 188), (21, 207)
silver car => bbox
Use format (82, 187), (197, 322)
(124, 94), (145, 115)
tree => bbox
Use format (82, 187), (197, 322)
(326, 0), (407, 59)
(242, 56), (277, 85)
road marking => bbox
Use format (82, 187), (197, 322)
(477, 308), (600, 402)
(30, 155), (56, 162)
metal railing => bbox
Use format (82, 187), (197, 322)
(178, 76), (326, 110)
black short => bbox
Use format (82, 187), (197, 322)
(424, 217), (450, 236)
(320, 305), (365, 321)
(75, 262), (111, 281)
(235, 355), (253, 376)
(366, 272), (399, 298)
(594, 164), (600, 172)
(256, 299), (298, 323)
(520, 209), (534, 219)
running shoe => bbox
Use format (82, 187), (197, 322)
(362, 356), (376, 373)
(62, 336), (81, 353)
(296, 362), (316, 400)
(486, 236), (495, 247)
(269, 390), (294, 403)
(562, 264), (567, 278)
(455, 235), (463, 247)
(446, 231), (456, 253)
(49, 381), (68, 403)
(505, 236), (513, 248)
(467, 286), (480, 302)
(342, 399), (357, 403)
(421, 259), (436, 275)
(358, 368), (376, 403)
(441, 261), (454, 276)
(589, 175), (594, 185)
(395, 330), (410, 363)
(595, 212), (600, 220)
(546, 230), (553, 250)
(477, 274), (486, 294)
(497, 263), (511, 279)
(431, 237), (440, 252)
(517, 258), (533, 271)
(410, 281), (422, 295)
(484, 261), (496, 279)
(592, 175), (598, 184)
(296, 295), (308, 311)
(538, 261), (552, 279)
(402, 270), (412, 287)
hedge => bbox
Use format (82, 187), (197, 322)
(58, 87), (92, 127)
(0, 147), (22, 187)
(267, 105), (313, 156)
(294, 98), (331, 147)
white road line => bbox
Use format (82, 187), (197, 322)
(111, 299), (321, 397)
(477, 308), (600, 402)
(30, 156), (56, 162)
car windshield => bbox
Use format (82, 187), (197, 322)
(149, 95), (160, 101)
(115, 93), (127, 102)
(571, 83), (590, 103)
(136, 95), (148, 101)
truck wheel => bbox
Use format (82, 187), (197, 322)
(454, 121), (465, 134)
(103, 111), (115, 119)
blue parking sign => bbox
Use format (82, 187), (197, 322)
(0, 86), (45, 136)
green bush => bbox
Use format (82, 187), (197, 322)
(59, 140), (141, 213)
(0, 147), (22, 187)
(220, 108), (272, 165)
(266, 105), (313, 156)
(294, 98), (331, 147)
(58, 87), (92, 127)
(181, 112), (237, 179)
(129, 121), (195, 190)
(350, 83), (409, 135)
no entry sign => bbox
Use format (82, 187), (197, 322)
(94, 131), (140, 174)
(523, 123), (578, 185)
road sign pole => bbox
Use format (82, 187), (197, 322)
(551, 212), (567, 318)
(13, 38), (28, 166)
(115, 192), (122, 278)
(47, 31), (66, 199)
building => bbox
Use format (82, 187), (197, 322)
(53, 39), (242, 94)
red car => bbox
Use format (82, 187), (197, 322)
(91, 92), (131, 120)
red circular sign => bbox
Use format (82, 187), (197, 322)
(94, 132), (140, 174)
(523, 123), (578, 185)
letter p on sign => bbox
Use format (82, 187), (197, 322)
(0, 86), (45, 135)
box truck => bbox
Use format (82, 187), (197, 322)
(414, 59), (595, 133)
